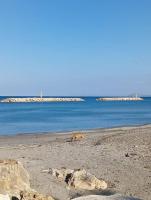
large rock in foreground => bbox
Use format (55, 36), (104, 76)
(0, 159), (54, 200)
(0, 159), (30, 196)
(49, 168), (107, 190)
(17, 191), (54, 200)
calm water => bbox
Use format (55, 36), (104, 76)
(0, 96), (151, 135)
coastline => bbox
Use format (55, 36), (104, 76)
(0, 123), (151, 137)
(0, 124), (151, 199)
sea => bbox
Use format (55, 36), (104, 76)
(0, 96), (151, 135)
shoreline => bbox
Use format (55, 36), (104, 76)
(0, 123), (151, 138)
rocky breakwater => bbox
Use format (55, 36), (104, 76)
(0, 159), (54, 200)
(0, 97), (84, 103)
(96, 97), (143, 101)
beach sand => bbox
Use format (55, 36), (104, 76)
(0, 125), (150, 200)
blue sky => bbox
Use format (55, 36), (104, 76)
(0, 0), (150, 96)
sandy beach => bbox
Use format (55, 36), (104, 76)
(0, 125), (150, 200)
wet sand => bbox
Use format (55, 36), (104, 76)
(0, 125), (150, 200)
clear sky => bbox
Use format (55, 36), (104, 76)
(0, 0), (150, 96)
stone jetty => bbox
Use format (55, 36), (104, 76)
(96, 97), (143, 101)
(0, 97), (84, 103)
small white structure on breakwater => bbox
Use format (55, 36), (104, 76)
(96, 97), (144, 101)
(0, 97), (84, 103)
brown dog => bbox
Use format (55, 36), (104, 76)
(71, 133), (85, 141)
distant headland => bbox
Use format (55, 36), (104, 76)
(0, 97), (84, 103)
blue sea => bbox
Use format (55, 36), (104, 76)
(0, 96), (151, 135)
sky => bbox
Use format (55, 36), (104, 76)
(0, 0), (150, 96)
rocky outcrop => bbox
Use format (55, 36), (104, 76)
(0, 98), (84, 103)
(18, 191), (54, 200)
(48, 168), (107, 190)
(0, 159), (54, 200)
(0, 160), (140, 200)
(0, 159), (30, 196)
